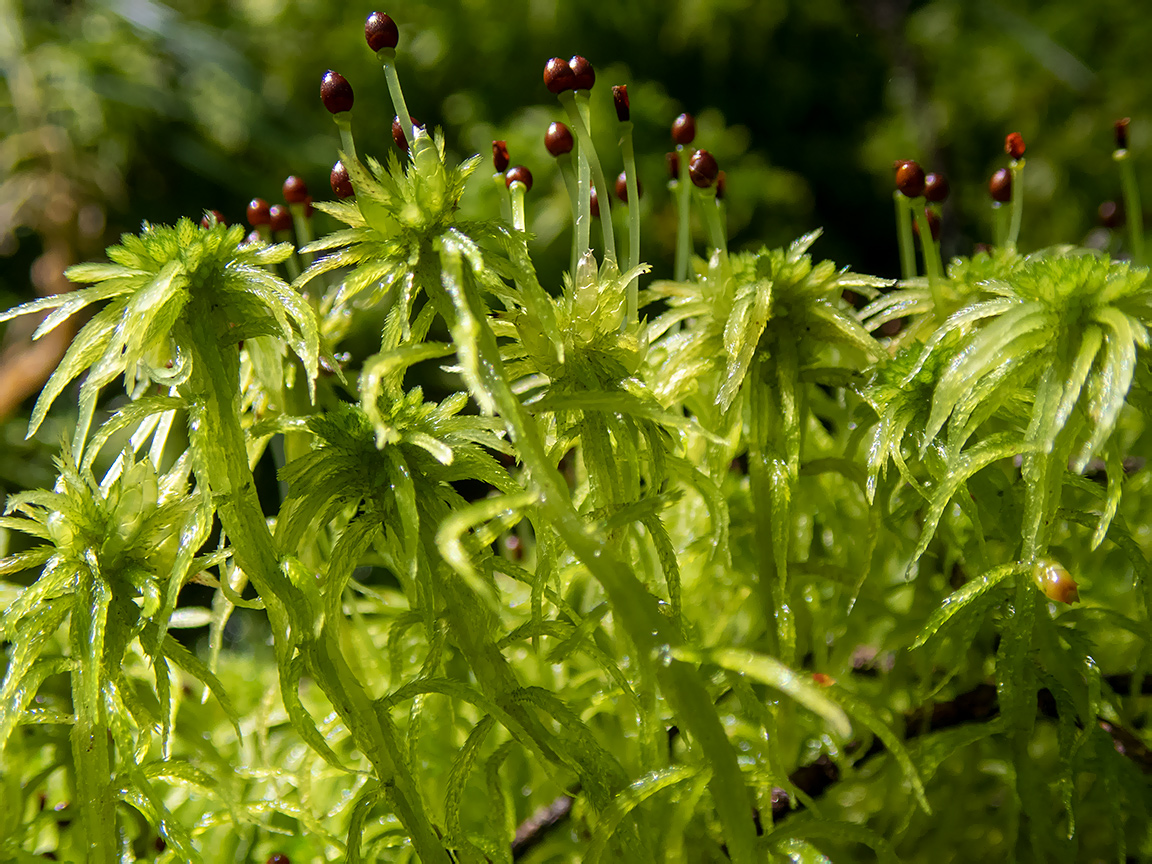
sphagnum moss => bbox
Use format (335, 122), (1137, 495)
(2, 11), (1152, 864)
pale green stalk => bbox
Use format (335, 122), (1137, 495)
(1115, 148), (1145, 265)
(894, 191), (916, 281)
(561, 91), (617, 264)
(619, 119), (641, 326)
(674, 148), (692, 281)
(376, 47), (415, 156)
(912, 202), (944, 314)
(695, 187), (727, 258)
(334, 113), (357, 160)
(508, 180), (527, 232)
(1007, 159), (1025, 251)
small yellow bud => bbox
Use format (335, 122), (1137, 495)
(1032, 558), (1080, 604)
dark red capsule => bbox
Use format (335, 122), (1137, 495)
(615, 171), (643, 203)
(391, 115), (422, 153)
(715, 170), (726, 200)
(1099, 200), (1123, 228)
(331, 161), (353, 199)
(569, 56), (594, 91)
(365, 12), (399, 51)
(989, 168), (1012, 203)
(612, 85), (630, 122)
(321, 70), (354, 114)
(688, 149), (719, 188)
(200, 210), (226, 228)
(1116, 117), (1131, 150)
(544, 57), (575, 94)
(666, 152), (679, 180)
(492, 140), (510, 173)
(589, 186), (600, 218)
(545, 122), (574, 157)
(247, 198), (270, 227)
(505, 166), (533, 191)
(894, 160), (926, 198)
(268, 204), (292, 233)
(672, 113), (696, 145)
(1005, 132), (1026, 160)
(924, 172), (950, 203)
(283, 176), (309, 204)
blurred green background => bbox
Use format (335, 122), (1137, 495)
(1, 0), (1150, 440)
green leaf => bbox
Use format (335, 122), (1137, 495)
(672, 646), (851, 739)
(912, 562), (1024, 649)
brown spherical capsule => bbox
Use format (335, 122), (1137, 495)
(1005, 132), (1026, 160)
(715, 170), (726, 200)
(266, 856), (291, 864)
(505, 165), (533, 191)
(911, 207), (941, 242)
(1099, 200), (1123, 228)
(569, 55), (594, 91)
(200, 210), (226, 228)
(666, 151), (680, 180)
(615, 171), (642, 203)
(321, 70), (354, 114)
(247, 198), (270, 227)
(545, 122), (574, 157)
(1033, 558), (1079, 604)
(544, 57), (575, 94)
(391, 115), (422, 153)
(612, 85), (630, 122)
(1116, 117), (1131, 150)
(589, 185), (600, 218)
(365, 12), (399, 52)
(924, 172), (949, 203)
(688, 149), (719, 188)
(894, 160), (926, 198)
(331, 161), (353, 199)
(282, 176), (309, 204)
(492, 140), (510, 173)
(989, 168), (1012, 203)
(245, 229), (261, 244)
(672, 113), (696, 145)
(268, 204), (292, 233)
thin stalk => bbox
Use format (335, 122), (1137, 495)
(289, 204), (314, 269)
(911, 203), (944, 314)
(992, 202), (1009, 248)
(1007, 159), (1025, 251)
(557, 152), (580, 277)
(894, 191), (916, 281)
(508, 180), (528, 232)
(674, 148), (692, 281)
(182, 301), (452, 864)
(560, 91), (617, 264)
(695, 187), (727, 258)
(429, 247), (758, 864)
(1116, 148), (1146, 265)
(376, 47), (415, 157)
(619, 119), (641, 326)
(494, 174), (512, 225)
(334, 113), (357, 160)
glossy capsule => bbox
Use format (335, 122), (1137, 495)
(1032, 558), (1080, 604)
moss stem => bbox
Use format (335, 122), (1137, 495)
(674, 148), (692, 281)
(894, 192), (916, 281)
(619, 120), (641, 326)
